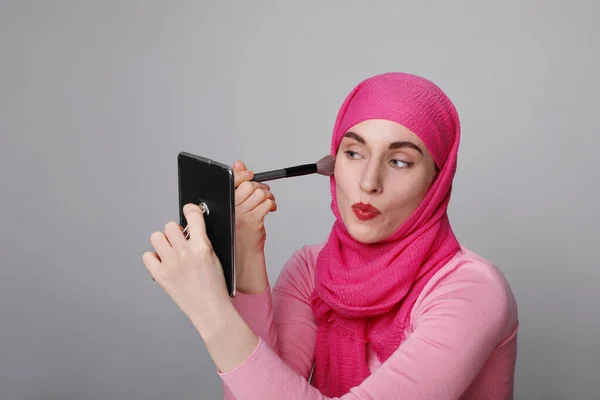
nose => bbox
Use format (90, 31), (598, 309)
(359, 159), (383, 194)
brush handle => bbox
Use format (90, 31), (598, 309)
(252, 163), (317, 182)
(252, 169), (287, 182)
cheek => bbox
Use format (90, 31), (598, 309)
(334, 170), (356, 219)
(385, 173), (433, 214)
(333, 162), (352, 201)
(334, 176), (350, 206)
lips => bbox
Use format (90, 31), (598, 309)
(351, 202), (381, 221)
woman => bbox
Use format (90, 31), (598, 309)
(143, 72), (519, 399)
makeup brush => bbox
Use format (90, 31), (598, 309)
(251, 154), (336, 182)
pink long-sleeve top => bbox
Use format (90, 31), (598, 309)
(218, 243), (519, 399)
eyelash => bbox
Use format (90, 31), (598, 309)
(344, 150), (413, 169)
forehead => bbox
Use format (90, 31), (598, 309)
(343, 119), (425, 148)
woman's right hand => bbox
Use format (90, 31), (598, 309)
(232, 160), (277, 294)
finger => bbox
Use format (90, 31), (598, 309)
(183, 203), (209, 244)
(142, 251), (161, 277)
(235, 170), (254, 188)
(150, 231), (173, 262)
(164, 221), (186, 249)
(252, 198), (277, 220)
(235, 181), (270, 206)
(238, 187), (275, 214)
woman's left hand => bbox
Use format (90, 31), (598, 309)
(142, 203), (232, 340)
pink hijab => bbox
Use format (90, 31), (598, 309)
(310, 72), (461, 396)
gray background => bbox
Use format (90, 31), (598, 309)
(1, 1), (598, 399)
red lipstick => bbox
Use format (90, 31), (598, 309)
(351, 202), (381, 221)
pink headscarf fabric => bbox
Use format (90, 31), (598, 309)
(310, 72), (461, 397)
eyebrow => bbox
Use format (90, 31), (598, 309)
(343, 131), (423, 154)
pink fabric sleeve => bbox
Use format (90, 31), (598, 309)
(220, 247), (517, 399)
(222, 247), (319, 398)
(229, 286), (278, 350)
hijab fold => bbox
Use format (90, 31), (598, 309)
(309, 72), (461, 397)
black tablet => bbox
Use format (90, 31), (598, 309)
(177, 152), (236, 297)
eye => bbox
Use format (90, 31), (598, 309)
(344, 150), (362, 160)
(390, 159), (412, 169)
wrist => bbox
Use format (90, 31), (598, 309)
(199, 304), (260, 373)
(237, 248), (265, 265)
(236, 251), (269, 294)
(190, 300), (237, 343)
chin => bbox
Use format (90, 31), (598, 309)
(346, 223), (388, 244)
(338, 208), (395, 244)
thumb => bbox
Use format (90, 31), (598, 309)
(232, 160), (247, 172)
(233, 160), (253, 187)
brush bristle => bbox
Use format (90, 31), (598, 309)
(316, 154), (336, 176)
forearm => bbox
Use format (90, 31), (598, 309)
(192, 302), (260, 374)
(230, 249), (279, 353)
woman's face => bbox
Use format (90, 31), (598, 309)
(334, 119), (439, 244)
